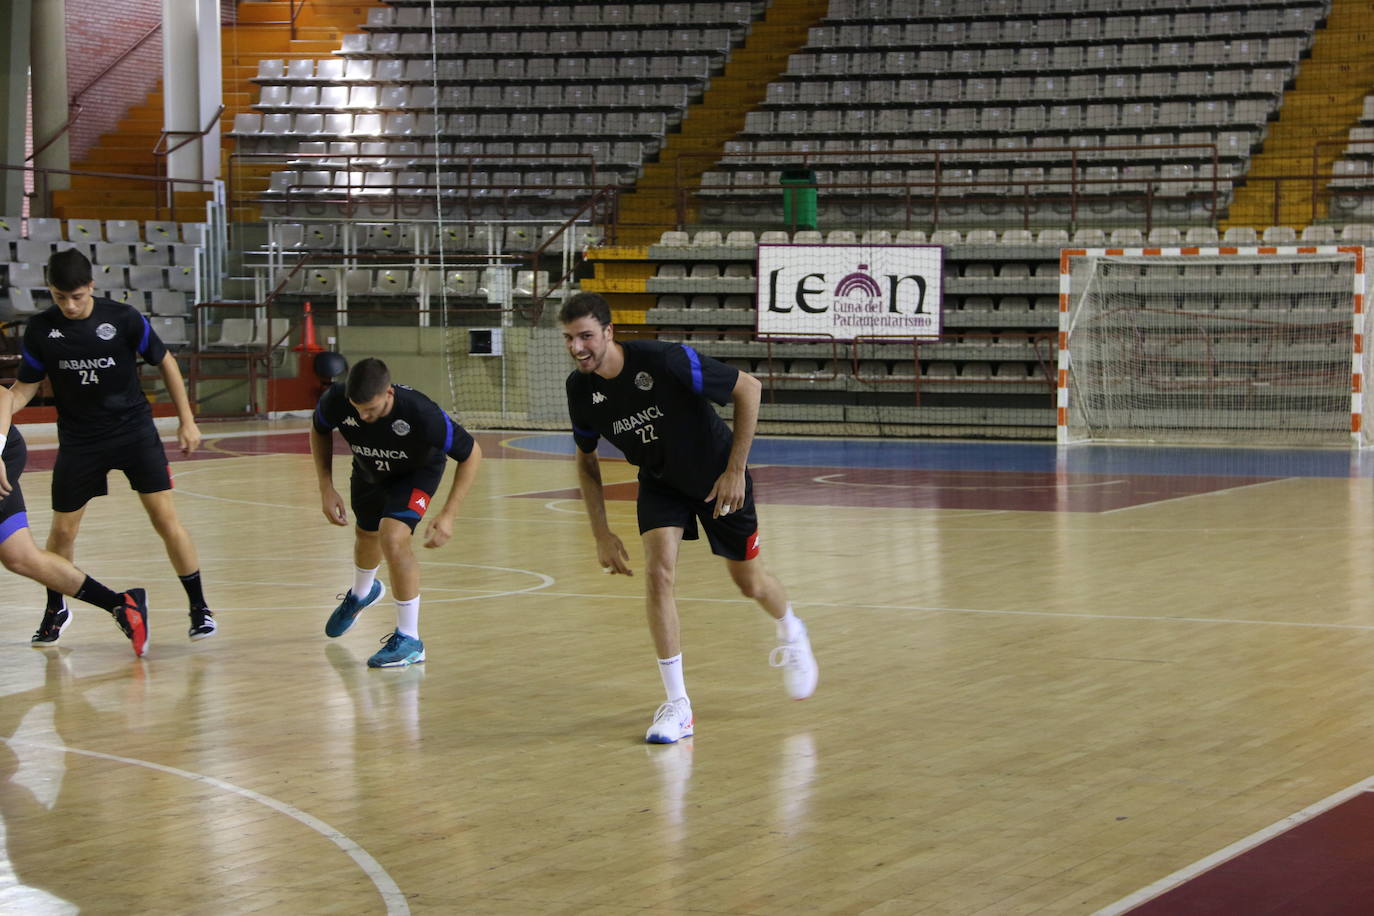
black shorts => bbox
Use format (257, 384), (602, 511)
(52, 423), (171, 513)
(0, 434), (29, 545)
(350, 460), (445, 532)
(636, 470), (761, 562)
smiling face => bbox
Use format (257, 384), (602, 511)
(348, 386), (395, 423)
(561, 314), (618, 376)
(49, 282), (97, 321)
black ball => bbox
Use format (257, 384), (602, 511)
(313, 351), (348, 383)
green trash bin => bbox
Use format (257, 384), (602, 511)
(780, 168), (818, 231)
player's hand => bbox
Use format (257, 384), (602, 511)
(320, 488), (348, 526)
(706, 468), (746, 518)
(423, 514), (453, 549)
(0, 459), (12, 497)
(178, 419), (202, 456)
(596, 531), (633, 576)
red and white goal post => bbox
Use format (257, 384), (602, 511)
(1057, 244), (1372, 447)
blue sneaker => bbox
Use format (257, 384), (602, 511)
(368, 630), (425, 668)
(325, 580), (385, 638)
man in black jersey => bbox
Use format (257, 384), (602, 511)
(311, 357), (482, 668)
(0, 386), (149, 655)
(9, 249), (213, 650)
(560, 292), (818, 744)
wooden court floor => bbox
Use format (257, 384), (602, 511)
(3, 421), (1374, 914)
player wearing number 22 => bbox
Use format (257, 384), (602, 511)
(311, 358), (482, 668)
(561, 292), (818, 744)
(11, 248), (214, 653)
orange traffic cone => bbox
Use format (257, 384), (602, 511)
(294, 300), (325, 354)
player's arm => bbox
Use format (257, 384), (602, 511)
(576, 445), (632, 575)
(6, 380), (40, 414)
(0, 386), (15, 496)
(423, 440), (482, 549)
(706, 369), (762, 518)
(309, 421), (348, 526)
(157, 351), (201, 455)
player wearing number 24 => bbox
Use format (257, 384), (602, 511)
(10, 248), (214, 652)
(311, 358), (482, 668)
(560, 292), (819, 745)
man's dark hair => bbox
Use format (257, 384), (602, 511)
(47, 247), (93, 292)
(557, 291), (612, 327)
(345, 357), (391, 402)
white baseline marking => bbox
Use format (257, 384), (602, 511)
(539, 591), (1374, 633)
(0, 737), (409, 916)
(1092, 780), (1374, 915)
(812, 473), (1126, 491)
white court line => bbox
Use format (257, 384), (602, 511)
(1098, 476), (1291, 515)
(812, 473), (1127, 491)
(539, 591), (1374, 633)
(0, 737), (409, 916)
(1092, 779), (1374, 915)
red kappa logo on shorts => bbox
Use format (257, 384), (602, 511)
(408, 489), (431, 516)
(745, 529), (760, 560)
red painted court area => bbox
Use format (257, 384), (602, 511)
(516, 465), (1275, 513)
(1124, 792), (1374, 915)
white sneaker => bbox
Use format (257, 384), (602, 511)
(770, 621), (819, 700)
(646, 697), (694, 744)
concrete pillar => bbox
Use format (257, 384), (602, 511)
(29, 0), (69, 214)
(0, 0), (32, 215)
(162, 0), (200, 188)
(197, 0), (221, 181)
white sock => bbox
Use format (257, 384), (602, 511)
(352, 566), (379, 598)
(395, 595), (420, 639)
(776, 605), (803, 643)
(658, 654), (688, 704)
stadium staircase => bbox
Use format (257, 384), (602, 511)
(52, 0), (377, 224)
(1225, 0), (1374, 231)
(613, 0), (831, 246)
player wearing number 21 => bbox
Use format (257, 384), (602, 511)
(311, 358), (481, 668)
(560, 292), (818, 744)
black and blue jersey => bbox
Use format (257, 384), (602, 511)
(566, 340), (739, 499)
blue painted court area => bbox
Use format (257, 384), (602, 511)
(506, 434), (1374, 480)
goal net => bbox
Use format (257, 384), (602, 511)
(1058, 246), (1371, 447)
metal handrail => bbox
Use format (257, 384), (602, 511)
(235, 0), (307, 40)
(29, 21), (163, 162)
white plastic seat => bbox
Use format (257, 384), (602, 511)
(128, 266), (167, 290)
(66, 219), (102, 242)
(7, 263), (46, 288)
(150, 316), (189, 346)
(150, 290), (188, 316)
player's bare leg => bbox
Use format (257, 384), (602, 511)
(139, 490), (198, 575)
(642, 526), (692, 743)
(44, 506), (86, 562)
(727, 557), (818, 700)
(368, 518), (425, 668)
(38, 506), (85, 630)
(140, 490), (215, 639)
(9, 526), (148, 655)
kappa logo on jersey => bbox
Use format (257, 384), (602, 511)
(592, 391), (606, 404)
(342, 416), (360, 427)
(95, 322), (117, 341)
(48, 329), (63, 338)
(408, 488), (431, 516)
(634, 371), (654, 391)
(392, 419), (411, 436)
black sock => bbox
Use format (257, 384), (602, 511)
(179, 570), (208, 609)
(73, 576), (124, 615)
(46, 588), (65, 611)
